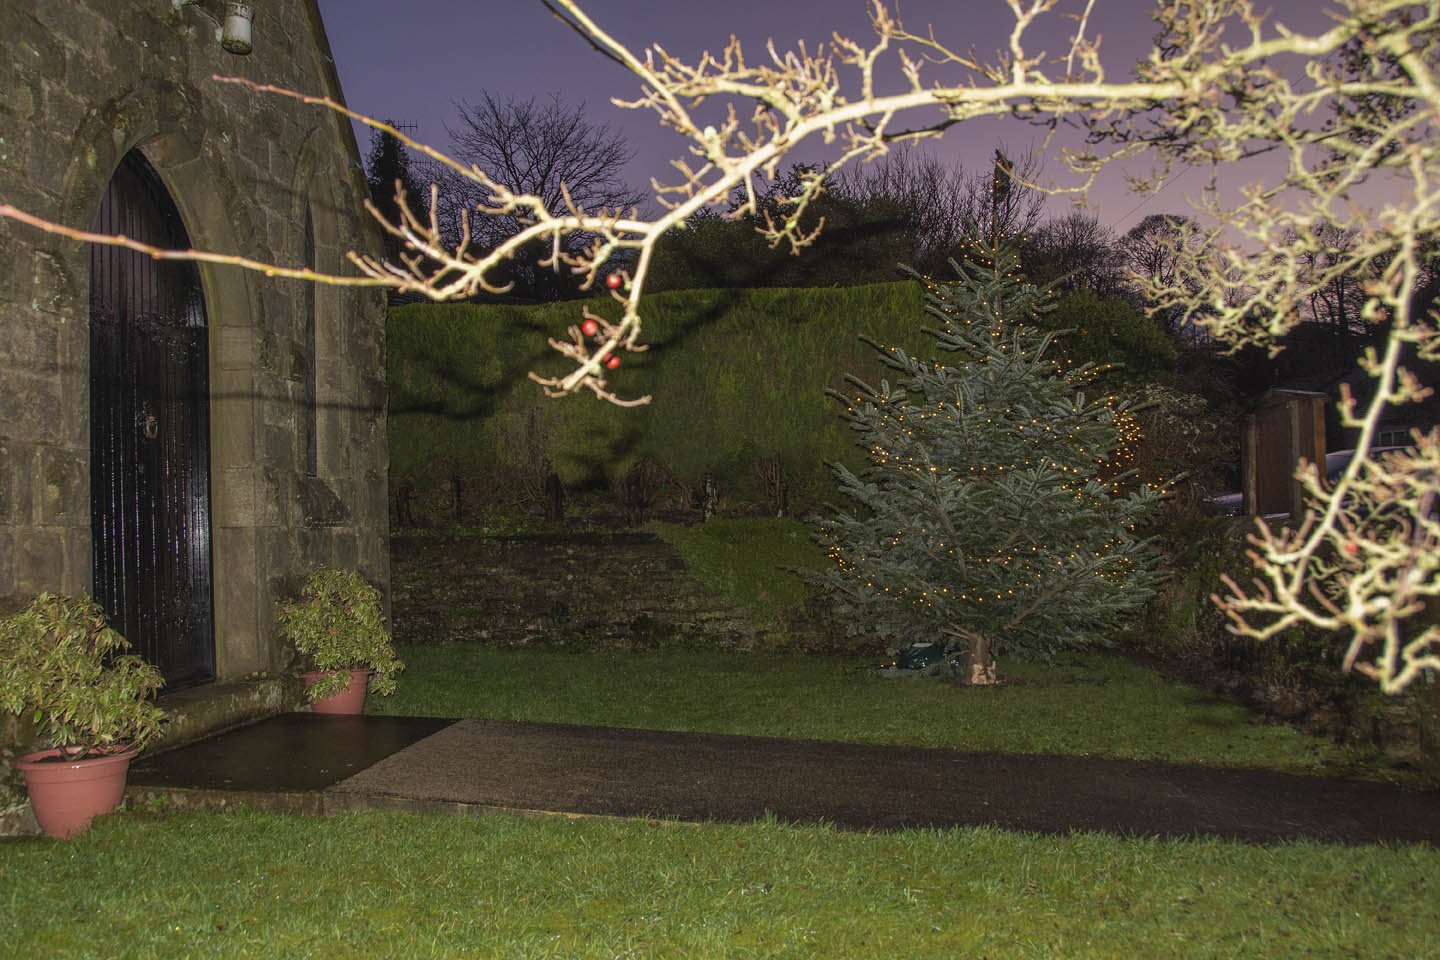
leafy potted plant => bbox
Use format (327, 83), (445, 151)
(276, 569), (404, 714)
(0, 593), (166, 838)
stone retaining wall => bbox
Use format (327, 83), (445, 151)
(391, 533), (792, 650)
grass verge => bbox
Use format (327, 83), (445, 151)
(2, 808), (1434, 959)
(370, 646), (1407, 784)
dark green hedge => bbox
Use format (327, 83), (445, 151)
(386, 280), (1175, 524)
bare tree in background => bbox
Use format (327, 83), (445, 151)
(832, 144), (1046, 275)
(1294, 223), (1379, 336)
(831, 147), (967, 273)
(1119, 213), (1207, 341)
(432, 91), (647, 300)
(1122, 215), (1191, 290)
(5, 0), (1437, 691)
(1025, 211), (1125, 297)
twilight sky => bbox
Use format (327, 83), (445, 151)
(312, 0), (1338, 235)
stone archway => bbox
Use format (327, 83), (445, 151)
(64, 109), (274, 684)
(89, 148), (216, 689)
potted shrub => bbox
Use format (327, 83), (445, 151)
(0, 593), (166, 838)
(277, 569), (404, 714)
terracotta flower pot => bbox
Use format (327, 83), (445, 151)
(15, 745), (140, 839)
(301, 667), (373, 715)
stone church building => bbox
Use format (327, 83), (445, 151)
(0, 0), (388, 749)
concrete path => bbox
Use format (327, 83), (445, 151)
(127, 713), (1440, 846)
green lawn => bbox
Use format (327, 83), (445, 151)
(370, 645), (1407, 784)
(2, 646), (1434, 958)
(2, 807), (1433, 958)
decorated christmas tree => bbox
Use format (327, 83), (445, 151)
(809, 241), (1166, 683)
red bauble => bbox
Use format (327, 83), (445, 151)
(606, 273), (623, 290)
(604, 354), (622, 370)
(581, 319), (600, 337)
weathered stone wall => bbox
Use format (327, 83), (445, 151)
(392, 534), (783, 650)
(0, 1), (388, 675)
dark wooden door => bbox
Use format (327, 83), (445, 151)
(89, 150), (216, 689)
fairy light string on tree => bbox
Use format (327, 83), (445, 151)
(921, 235), (1152, 498)
(807, 239), (1167, 684)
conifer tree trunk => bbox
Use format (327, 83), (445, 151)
(947, 627), (997, 685)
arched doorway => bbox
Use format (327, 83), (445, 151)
(89, 149), (216, 689)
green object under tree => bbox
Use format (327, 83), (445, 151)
(808, 241), (1166, 683)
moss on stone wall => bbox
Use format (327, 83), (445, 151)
(390, 528), (833, 652)
(649, 517), (826, 635)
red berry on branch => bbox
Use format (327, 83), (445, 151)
(604, 354), (621, 370)
(581, 319), (600, 337)
(606, 273), (624, 290)
(1343, 542), (1359, 555)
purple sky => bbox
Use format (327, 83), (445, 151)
(312, 0), (1337, 235)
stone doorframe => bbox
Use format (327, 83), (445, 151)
(51, 90), (326, 681)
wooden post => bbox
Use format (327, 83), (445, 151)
(1242, 414), (1258, 516)
(1288, 399), (1305, 522)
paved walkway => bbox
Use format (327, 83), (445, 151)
(126, 713), (1440, 846)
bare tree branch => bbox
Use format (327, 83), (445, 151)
(3, 0), (1437, 688)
